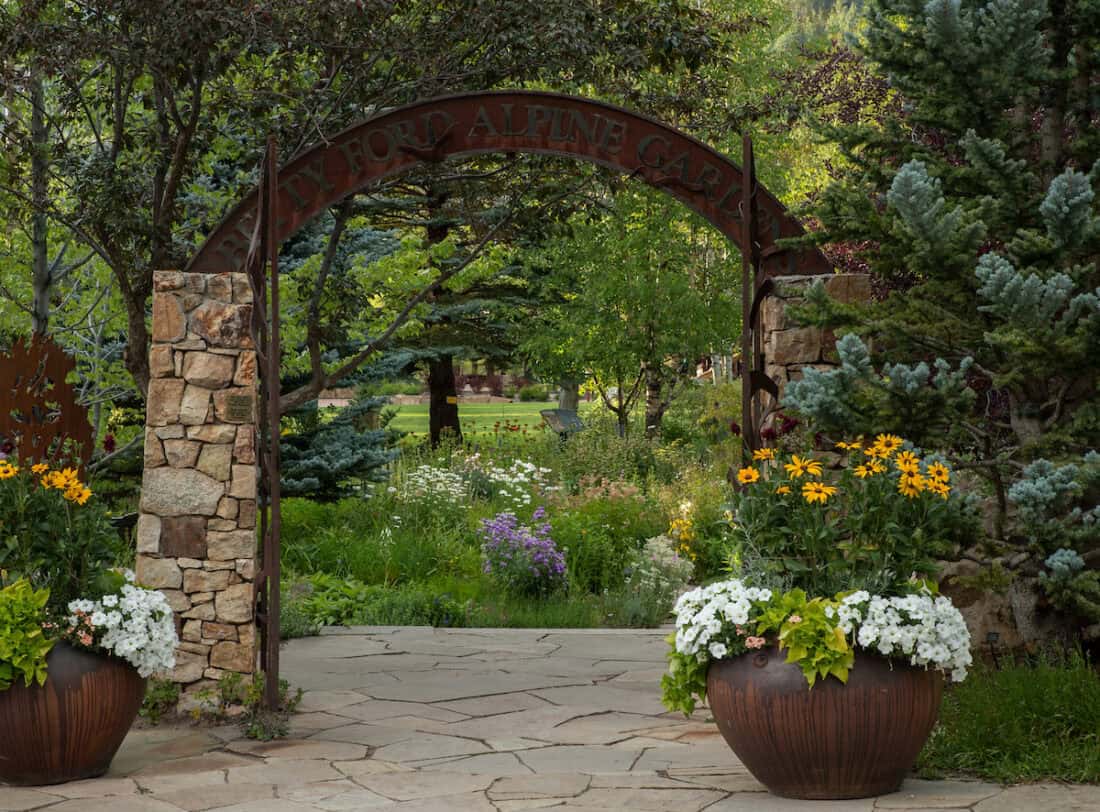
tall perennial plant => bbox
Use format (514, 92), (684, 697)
(479, 508), (566, 596)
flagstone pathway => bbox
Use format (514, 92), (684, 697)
(0, 627), (1095, 811)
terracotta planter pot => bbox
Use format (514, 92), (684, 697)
(707, 646), (943, 800)
(0, 642), (146, 785)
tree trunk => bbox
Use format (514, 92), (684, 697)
(558, 378), (580, 411)
(30, 73), (50, 336)
(428, 355), (462, 447)
(644, 363), (665, 439)
(125, 293), (152, 396)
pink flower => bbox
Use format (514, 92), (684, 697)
(78, 632), (92, 646)
(788, 615), (802, 624)
(745, 636), (766, 649)
(735, 626), (745, 635)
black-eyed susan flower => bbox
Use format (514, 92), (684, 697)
(775, 484), (791, 495)
(737, 467), (761, 484)
(927, 461), (951, 483)
(895, 450), (920, 474)
(752, 447), (776, 462)
(802, 481), (838, 504)
(873, 433), (904, 456)
(31, 463), (49, 475)
(898, 473), (926, 498)
(927, 479), (950, 499)
(836, 440), (863, 451)
(785, 455), (823, 479)
(870, 461), (887, 474)
(0, 460), (18, 479)
(855, 464), (874, 478)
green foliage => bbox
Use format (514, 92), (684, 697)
(552, 494), (666, 593)
(521, 187), (740, 435)
(517, 384), (550, 402)
(660, 632), (710, 716)
(285, 573), (470, 628)
(139, 677), (181, 725)
(211, 672), (303, 741)
(0, 579), (54, 691)
(0, 462), (122, 615)
(918, 650), (1100, 783)
(1039, 549), (1100, 623)
(783, 331), (976, 448)
(280, 398), (399, 501)
(757, 590), (853, 687)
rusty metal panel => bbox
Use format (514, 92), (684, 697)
(186, 91), (832, 279)
(0, 337), (94, 467)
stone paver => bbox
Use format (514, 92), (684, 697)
(2, 627), (1098, 810)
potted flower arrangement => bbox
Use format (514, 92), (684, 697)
(0, 458), (178, 785)
(661, 435), (976, 800)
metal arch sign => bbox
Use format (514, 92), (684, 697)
(186, 90), (831, 277)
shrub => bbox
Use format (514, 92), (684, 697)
(518, 384), (550, 401)
(918, 649), (1100, 783)
(551, 491), (664, 594)
(479, 508), (567, 596)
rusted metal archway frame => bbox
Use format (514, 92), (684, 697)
(189, 91), (831, 438)
(186, 91), (832, 701)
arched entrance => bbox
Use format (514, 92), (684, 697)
(140, 91), (842, 704)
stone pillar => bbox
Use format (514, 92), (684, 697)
(137, 270), (258, 693)
(758, 273), (871, 419)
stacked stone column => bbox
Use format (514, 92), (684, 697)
(758, 273), (871, 415)
(137, 270), (259, 691)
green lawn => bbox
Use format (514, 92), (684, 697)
(387, 400), (593, 436)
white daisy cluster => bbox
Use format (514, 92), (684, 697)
(672, 579), (973, 682)
(67, 570), (178, 677)
(672, 579), (773, 661)
(401, 464), (469, 505)
(460, 454), (557, 509)
(843, 592), (973, 682)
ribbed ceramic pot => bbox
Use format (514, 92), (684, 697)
(707, 646), (943, 799)
(0, 642), (146, 785)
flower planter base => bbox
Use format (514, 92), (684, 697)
(0, 642), (146, 786)
(707, 647), (943, 800)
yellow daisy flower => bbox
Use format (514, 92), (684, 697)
(737, 467), (761, 484)
(898, 473), (926, 498)
(802, 481), (838, 504)
(863, 445), (888, 460)
(0, 461), (18, 479)
(895, 451), (921, 474)
(785, 455), (824, 479)
(775, 485), (791, 495)
(836, 440), (863, 451)
(870, 461), (887, 474)
(874, 433), (904, 455)
(752, 447), (776, 462)
(31, 463), (49, 475)
(927, 480), (951, 499)
(855, 464), (873, 478)
(926, 462), (951, 483)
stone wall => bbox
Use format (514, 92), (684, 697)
(758, 273), (871, 416)
(137, 270), (258, 692)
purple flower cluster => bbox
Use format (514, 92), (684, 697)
(479, 507), (567, 596)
